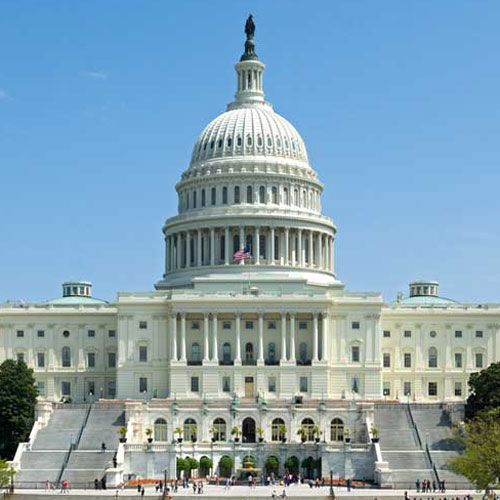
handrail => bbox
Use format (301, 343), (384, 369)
(56, 441), (73, 486)
(74, 405), (92, 449)
(406, 402), (423, 449)
(425, 441), (441, 485)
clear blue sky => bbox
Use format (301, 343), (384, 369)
(1, 1), (499, 303)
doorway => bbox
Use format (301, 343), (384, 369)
(242, 417), (256, 443)
(244, 376), (254, 398)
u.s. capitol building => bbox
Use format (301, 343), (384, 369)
(4, 19), (499, 488)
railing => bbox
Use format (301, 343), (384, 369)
(219, 360), (234, 366)
(74, 404), (92, 449)
(406, 402), (423, 449)
(264, 359), (280, 366)
(55, 441), (73, 487)
(242, 360), (257, 366)
(187, 360), (202, 366)
(296, 360), (312, 366)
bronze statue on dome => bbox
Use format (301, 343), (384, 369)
(245, 15), (255, 40)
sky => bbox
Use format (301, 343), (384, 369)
(0, 1), (499, 304)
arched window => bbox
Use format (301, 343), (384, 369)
(246, 186), (253, 203)
(301, 418), (315, 442)
(284, 187), (289, 205)
(245, 342), (254, 361)
(213, 418), (226, 441)
(267, 136), (272, 147)
(247, 135), (252, 146)
(299, 343), (308, 363)
(276, 137), (281, 148)
(259, 186), (266, 204)
(233, 235), (240, 254)
(201, 189), (206, 207)
(154, 418), (168, 442)
(272, 186), (278, 204)
(186, 192), (190, 209)
(193, 191), (197, 208)
(234, 186), (240, 204)
(62, 346), (71, 367)
(191, 343), (201, 362)
(183, 418), (197, 442)
(260, 235), (266, 259)
(211, 187), (216, 205)
(223, 343), (232, 363)
(257, 136), (263, 146)
(227, 137), (232, 147)
(330, 418), (344, 442)
(428, 347), (438, 368)
(268, 343), (276, 362)
(222, 187), (228, 204)
(294, 189), (299, 206)
(246, 235), (253, 255)
(271, 418), (286, 442)
(237, 136), (242, 146)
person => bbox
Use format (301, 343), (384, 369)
(225, 477), (231, 490)
(416, 479), (421, 493)
(45, 480), (51, 491)
(141, 486), (145, 497)
(101, 442), (106, 453)
(137, 484), (142, 493)
(272, 489), (277, 498)
(281, 489), (287, 498)
(95, 478), (100, 490)
(346, 478), (351, 492)
(248, 474), (253, 487)
(113, 457), (118, 468)
(405, 491), (410, 500)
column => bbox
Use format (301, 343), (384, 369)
(284, 227), (289, 265)
(321, 313), (328, 361)
(291, 232), (296, 265)
(185, 231), (191, 268)
(174, 234), (180, 270)
(308, 230), (313, 267)
(255, 227), (260, 265)
(318, 234), (323, 269)
(212, 314), (218, 362)
(210, 228), (215, 266)
(270, 227), (275, 265)
(298, 229), (303, 267)
(203, 314), (210, 363)
(235, 313), (242, 364)
(258, 313), (264, 364)
(313, 312), (319, 362)
(365, 315), (373, 363)
(289, 313), (296, 362)
(170, 313), (177, 361)
(328, 237), (333, 272)
(239, 226), (245, 265)
(331, 236), (335, 274)
(165, 236), (169, 274)
(225, 227), (230, 265)
(180, 313), (187, 362)
(281, 313), (287, 363)
(197, 230), (202, 267)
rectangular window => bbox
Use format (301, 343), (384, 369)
(16, 352), (24, 362)
(223, 321), (231, 330)
(191, 376), (199, 393)
(37, 381), (45, 396)
(37, 330), (45, 337)
(404, 330), (412, 338)
(268, 376), (276, 393)
(404, 352), (412, 368)
(87, 352), (95, 368)
(475, 330), (483, 338)
(383, 353), (391, 368)
(428, 382), (438, 397)
(383, 381), (390, 396)
(299, 376), (308, 393)
(88, 330), (95, 338)
(268, 321), (276, 330)
(139, 321), (147, 329)
(455, 330), (463, 338)
(455, 352), (463, 368)
(17, 330), (24, 337)
(87, 381), (95, 396)
(383, 330), (391, 338)
(245, 321), (254, 330)
(404, 381), (411, 396)
(108, 380), (116, 398)
(108, 330), (116, 338)
(108, 352), (116, 368)
(61, 381), (71, 396)
(139, 346), (148, 362)
(139, 377), (147, 393)
(351, 345), (360, 363)
(191, 321), (200, 330)
(37, 352), (45, 368)
(222, 376), (231, 393)
(454, 381), (462, 397)
(352, 321), (360, 330)
(299, 321), (307, 330)
(475, 353), (484, 368)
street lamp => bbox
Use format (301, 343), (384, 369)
(329, 469), (334, 498)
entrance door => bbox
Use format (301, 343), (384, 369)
(245, 376), (254, 398)
(242, 417), (256, 443)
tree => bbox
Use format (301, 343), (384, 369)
(0, 360), (38, 459)
(0, 459), (15, 489)
(449, 408), (500, 490)
(199, 456), (212, 476)
(284, 456), (299, 475)
(185, 457), (199, 478)
(265, 456), (279, 474)
(219, 456), (233, 477)
(465, 362), (500, 420)
(176, 457), (187, 478)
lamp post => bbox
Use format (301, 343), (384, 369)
(329, 469), (334, 498)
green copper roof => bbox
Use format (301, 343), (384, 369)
(46, 296), (108, 305)
(395, 295), (458, 306)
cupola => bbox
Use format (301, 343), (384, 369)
(62, 281), (92, 298)
(409, 280), (439, 298)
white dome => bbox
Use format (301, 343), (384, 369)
(189, 105), (310, 170)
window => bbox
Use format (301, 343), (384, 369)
(352, 321), (360, 329)
(154, 418), (168, 442)
(223, 321), (231, 330)
(222, 187), (228, 204)
(351, 345), (360, 363)
(62, 347), (71, 367)
(222, 343), (231, 363)
(428, 347), (438, 368)
(428, 382), (438, 397)
(237, 136), (242, 146)
(268, 321), (276, 330)
(108, 330), (116, 338)
(271, 186), (278, 203)
(184, 418), (197, 441)
(222, 376), (231, 392)
(227, 137), (232, 147)
(87, 381), (95, 396)
(284, 187), (289, 205)
(139, 346), (148, 362)
(16, 352), (24, 362)
(351, 377), (360, 393)
(259, 186), (265, 203)
(404, 381), (411, 396)
(191, 376), (199, 393)
(213, 418), (226, 441)
(246, 186), (253, 203)
(454, 352), (463, 368)
(383, 330), (391, 338)
(268, 376), (276, 393)
(383, 381), (391, 396)
(139, 321), (147, 329)
(455, 330), (463, 338)
(454, 382), (462, 397)
(88, 330), (95, 338)
(475, 353), (484, 368)
(108, 352), (116, 368)
(299, 376), (308, 393)
(234, 186), (240, 204)
(245, 343), (253, 361)
(17, 330), (24, 337)
(87, 352), (96, 368)
(299, 342), (307, 363)
(37, 330), (45, 337)
(299, 321), (307, 330)
(301, 418), (314, 441)
(383, 353), (391, 368)
(192, 190), (196, 208)
(404, 330), (411, 338)
(139, 377), (147, 393)
(108, 380), (116, 398)
(330, 418), (344, 442)
(245, 321), (254, 330)
(37, 381), (46, 396)
(430, 330), (437, 338)
(272, 418), (285, 441)
(37, 352), (45, 368)
(201, 189), (206, 207)
(191, 321), (200, 330)
(61, 381), (71, 396)
(404, 352), (412, 368)
(267, 343), (276, 362)
(211, 187), (216, 205)
(189, 343), (200, 362)
(476, 330), (483, 338)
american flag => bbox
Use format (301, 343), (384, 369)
(233, 247), (251, 262)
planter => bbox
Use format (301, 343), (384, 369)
(259, 437), (264, 443)
(371, 437), (379, 443)
(119, 437), (127, 443)
(234, 437), (240, 442)
(147, 438), (153, 443)
(177, 437), (183, 443)
(281, 438), (287, 443)
(301, 437), (307, 443)
(344, 438), (351, 443)
(211, 437), (216, 443)
(315, 437), (320, 443)
(192, 437), (197, 443)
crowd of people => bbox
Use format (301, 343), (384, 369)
(415, 479), (447, 493)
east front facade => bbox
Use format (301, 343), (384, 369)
(3, 19), (499, 487)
